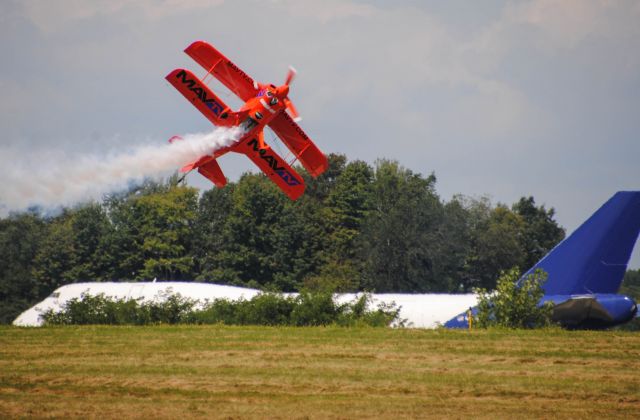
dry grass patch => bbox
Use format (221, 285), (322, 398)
(1, 326), (639, 418)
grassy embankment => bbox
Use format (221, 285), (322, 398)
(1, 326), (639, 418)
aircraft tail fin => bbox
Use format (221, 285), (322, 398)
(522, 191), (640, 295)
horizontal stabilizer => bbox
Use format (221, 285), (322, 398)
(268, 112), (328, 178)
(198, 159), (227, 188)
(166, 68), (234, 127)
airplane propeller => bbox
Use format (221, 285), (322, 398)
(280, 66), (301, 121)
(285, 66), (296, 86)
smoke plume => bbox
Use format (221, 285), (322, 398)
(0, 127), (244, 216)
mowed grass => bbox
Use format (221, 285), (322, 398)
(1, 326), (639, 419)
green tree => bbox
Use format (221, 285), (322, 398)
(100, 192), (146, 280)
(203, 173), (313, 290)
(65, 203), (112, 281)
(464, 203), (526, 290)
(513, 196), (565, 269)
(101, 180), (198, 281)
(303, 260), (361, 292)
(434, 197), (473, 292)
(314, 160), (374, 290)
(302, 153), (347, 202)
(359, 160), (443, 292)
(193, 185), (236, 282)
(0, 213), (45, 323)
(194, 168), (330, 291)
(475, 268), (554, 328)
(210, 174), (284, 287)
(137, 185), (198, 280)
(32, 203), (113, 291)
(325, 160), (374, 242)
(32, 212), (77, 292)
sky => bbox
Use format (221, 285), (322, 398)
(1, 0), (639, 266)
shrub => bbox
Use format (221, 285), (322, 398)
(192, 294), (297, 326)
(336, 294), (403, 327)
(42, 293), (197, 325)
(474, 268), (555, 329)
(42, 291), (401, 327)
(290, 291), (341, 326)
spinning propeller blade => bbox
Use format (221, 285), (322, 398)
(282, 66), (301, 121)
(285, 66), (296, 86)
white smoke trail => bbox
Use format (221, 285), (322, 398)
(0, 126), (244, 216)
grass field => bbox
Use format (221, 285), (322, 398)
(1, 326), (639, 418)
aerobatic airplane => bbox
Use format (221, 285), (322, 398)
(166, 41), (328, 200)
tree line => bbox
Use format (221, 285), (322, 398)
(1, 154), (567, 323)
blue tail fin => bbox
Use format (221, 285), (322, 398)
(522, 191), (640, 295)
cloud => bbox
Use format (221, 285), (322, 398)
(281, 0), (376, 23)
(473, 0), (640, 55)
(302, 4), (534, 139)
(506, 0), (605, 49)
(17, 0), (228, 32)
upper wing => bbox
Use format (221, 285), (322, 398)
(268, 112), (328, 178)
(185, 40), (258, 102)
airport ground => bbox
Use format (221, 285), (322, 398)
(1, 325), (639, 418)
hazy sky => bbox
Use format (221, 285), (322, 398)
(1, 0), (639, 266)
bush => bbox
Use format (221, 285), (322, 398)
(42, 293), (198, 325)
(143, 294), (197, 324)
(290, 291), (340, 326)
(336, 294), (403, 327)
(42, 291), (401, 327)
(192, 293), (297, 326)
(474, 268), (555, 329)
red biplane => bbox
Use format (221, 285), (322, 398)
(166, 41), (328, 200)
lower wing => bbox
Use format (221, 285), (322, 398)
(235, 133), (306, 200)
(268, 112), (328, 178)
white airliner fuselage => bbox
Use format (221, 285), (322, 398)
(12, 282), (478, 328)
